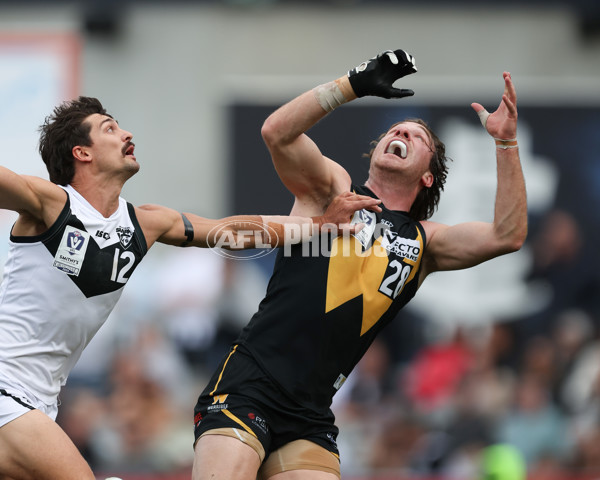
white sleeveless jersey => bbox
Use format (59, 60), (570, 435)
(0, 185), (147, 405)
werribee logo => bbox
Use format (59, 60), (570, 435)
(207, 220), (278, 260)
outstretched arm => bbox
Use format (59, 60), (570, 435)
(137, 191), (381, 250)
(420, 72), (527, 279)
(0, 166), (67, 235)
(261, 49), (417, 216)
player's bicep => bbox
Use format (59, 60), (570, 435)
(423, 221), (501, 273)
(270, 135), (341, 198)
(0, 169), (45, 215)
(136, 205), (190, 247)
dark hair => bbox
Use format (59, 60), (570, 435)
(38, 96), (110, 185)
(366, 118), (450, 221)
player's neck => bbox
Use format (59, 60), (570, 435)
(69, 177), (123, 218)
(365, 176), (417, 212)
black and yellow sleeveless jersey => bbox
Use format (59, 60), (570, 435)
(236, 185), (426, 411)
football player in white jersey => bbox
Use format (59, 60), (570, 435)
(0, 96), (380, 480)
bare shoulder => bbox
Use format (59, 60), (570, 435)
(135, 203), (179, 228)
(134, 204), (180, 245)
(8, 176), (67, 235)
(17, 175), (65, 216)
(417, 219), (449, 281)
(419, 219), (447, 247)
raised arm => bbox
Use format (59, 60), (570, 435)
(261, 49), (417, 215)
(420, 72), (527, 280)
(136, 191), (381, 250)
(0, 166), (67, 235)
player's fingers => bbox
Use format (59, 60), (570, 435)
(502, 94), (518, 118)
(385, 51), (399, 65)
(349, 195), (382, 211)
(472, 103), (490, 128)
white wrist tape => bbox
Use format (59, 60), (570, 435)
(313, 81), (348, 113)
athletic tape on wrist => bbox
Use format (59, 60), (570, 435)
(313, 81), (348, 112)
(495, 138), (518, 149)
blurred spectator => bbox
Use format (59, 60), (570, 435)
(551, 309), (596, 411)
(522, 209), (600, 339)
(55, 387), (107, 471)
(368, 411), (426, 476)
(560, 338), (600, 436)
(519, 335), (558, 391)
(90, 346), (193, 474)
(495, 373), (573, 468)
(571, 426), (600, 475)
(403, 325), (473, 415)
(152, 248), (227, 372)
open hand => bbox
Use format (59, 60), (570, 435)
(471, 72), (518, 140)
(316, 191), (382, 234)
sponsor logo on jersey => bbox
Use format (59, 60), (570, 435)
(380, 230), (421, 262)
(207, 394), (229, 412)
(333, 373), (347, 390)
(67, 230), (86, 252)
(248, 412), (269, 434)
(194, 412), (203, 427)
(53, 227), (91, 276)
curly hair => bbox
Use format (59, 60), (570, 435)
(38, 96), (109, 185)
(366, 118), (450, 221)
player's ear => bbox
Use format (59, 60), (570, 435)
(72, 145), (92, 163)
(421, 171), (433, 188)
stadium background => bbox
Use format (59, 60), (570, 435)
(1, 0), (600, 478)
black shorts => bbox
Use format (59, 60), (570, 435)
(193, 345), (339, 458)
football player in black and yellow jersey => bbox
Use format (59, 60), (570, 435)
(192, 49), (527, 480)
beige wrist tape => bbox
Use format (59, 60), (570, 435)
(495, 138), (518, 149)
(313, 78), (350, 112)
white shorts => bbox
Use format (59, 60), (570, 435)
(0, 386), (58, 428)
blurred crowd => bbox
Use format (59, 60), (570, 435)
(50, 207), (600, 479)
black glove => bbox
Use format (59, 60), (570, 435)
(347, 49), (417, 99)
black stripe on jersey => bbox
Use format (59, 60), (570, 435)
(126, 202), (148, 253)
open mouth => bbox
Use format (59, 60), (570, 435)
(386, 140), (407, 159)
(123, 142), (136, 157)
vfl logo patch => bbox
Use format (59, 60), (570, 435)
(53, 227), (91, 276)
(351, 209), (377, 249)
(116, 226), (133, 249)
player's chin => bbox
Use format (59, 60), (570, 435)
(125, 162), (141, 177)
